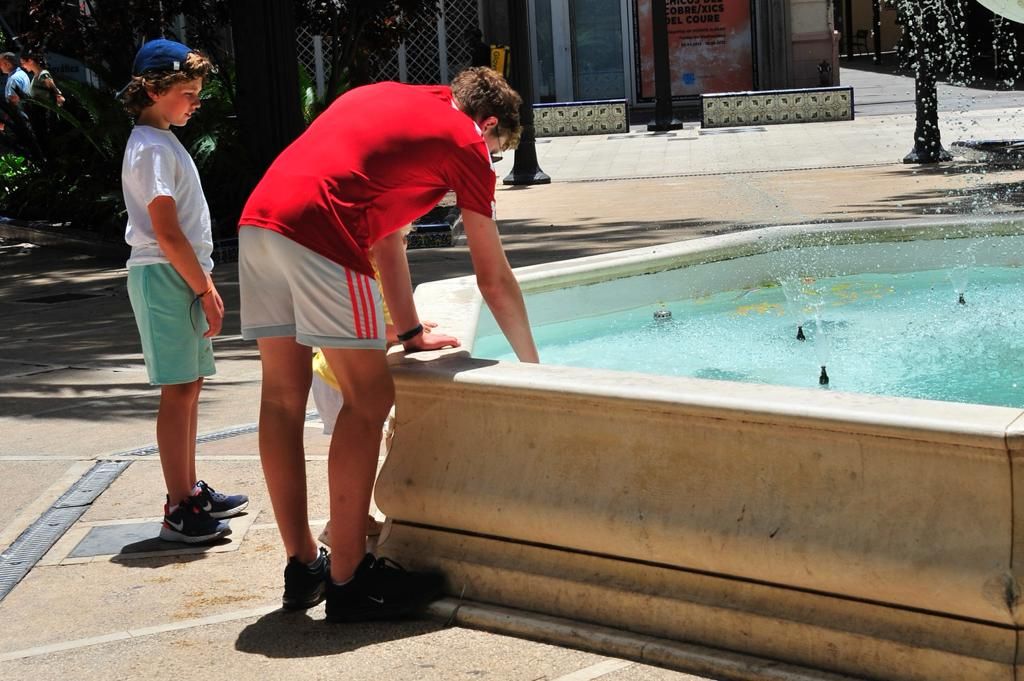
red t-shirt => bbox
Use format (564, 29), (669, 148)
(239, 82), (496, 276)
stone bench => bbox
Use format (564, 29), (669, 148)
(533, 99), (630, 138)
(701, 85), (854, 129)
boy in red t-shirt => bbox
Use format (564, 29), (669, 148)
(238, 67), (539, 622)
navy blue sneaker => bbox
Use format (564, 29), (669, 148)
(159, 495), (231, 544)
(325, 554), (444, 623)
(194, 480), (249, 519)
(283, 547), (331, 610)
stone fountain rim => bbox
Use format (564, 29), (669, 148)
(397, 213), (1024, 449)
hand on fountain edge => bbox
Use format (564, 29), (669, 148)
(401, 324), (460, 353)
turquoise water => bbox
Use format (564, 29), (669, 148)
(473, 267), (1024, 408)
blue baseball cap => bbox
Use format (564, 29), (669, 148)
(132, 38), (192, 76)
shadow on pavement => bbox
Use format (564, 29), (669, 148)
(235, 609), (444, 659)
(0, 375), (255, 420)
(109, 538), (235, 566)
(829, 164), (1024, 218)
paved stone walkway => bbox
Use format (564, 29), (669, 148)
(3, 63), (1024, 680)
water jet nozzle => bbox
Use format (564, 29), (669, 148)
(958, 292), (966, 305)
(796, 325), (806, 341)
(819, 366), (830, 385)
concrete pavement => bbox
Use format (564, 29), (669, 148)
(3, 64), (1024, 680)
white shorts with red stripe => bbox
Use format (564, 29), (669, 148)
(238, 226), (386, 349)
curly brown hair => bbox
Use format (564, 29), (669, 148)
(120, 51), (214, 117)
(450, 67), (522, 151)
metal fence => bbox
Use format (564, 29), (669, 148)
(296, 0), (480, 99)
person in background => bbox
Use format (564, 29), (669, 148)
(0, 51), (41, 158)
(20, 51), (65, 107)
(1, 52), (30, 107)
(1, 51), (28, 133)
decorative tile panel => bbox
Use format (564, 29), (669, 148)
(534, 99), (630, 138)
(701, 86), (854, 129)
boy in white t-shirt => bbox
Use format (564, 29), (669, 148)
(120, 39), (247, 544)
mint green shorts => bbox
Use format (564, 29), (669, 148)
(127, 263), (216, 385)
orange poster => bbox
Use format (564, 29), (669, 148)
(636, 0), (753, 98)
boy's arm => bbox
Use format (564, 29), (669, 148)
(370, 228), (459, 352)
(147, 195), (224, 337)
(461, 209), (539, 363)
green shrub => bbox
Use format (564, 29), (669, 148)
(0, 72), (258, 240)
(0, 154), (31, 193)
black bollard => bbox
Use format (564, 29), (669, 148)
(648, 0), (682, 131)
(503, 0), (551, 185)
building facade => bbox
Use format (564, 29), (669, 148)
(368, 1), (837, 103)
(482, 0), (838, 104)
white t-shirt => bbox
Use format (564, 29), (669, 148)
(122, 125), (214, 271)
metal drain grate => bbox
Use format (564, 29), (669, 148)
(53, 461), (129, 508)
(0, 461), (129, 603)
(698, 126), (767, 135)
(606, 132), (678, 140)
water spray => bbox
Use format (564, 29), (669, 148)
(781, 279), (809, 342)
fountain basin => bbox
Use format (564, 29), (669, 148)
(375, 217), (1024, 681)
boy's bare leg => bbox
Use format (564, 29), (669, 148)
(186, 377), (202, 485)
(157, 379), (203, 504)
(257, 337), (318, 565)
(320, 347), (394, 583)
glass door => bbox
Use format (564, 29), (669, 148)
(569, 0), (626, 100)
(530, 0), (626, 102)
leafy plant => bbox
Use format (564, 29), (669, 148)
(0, 154), (31, 194)
(0, 77), (130, 235)
(4, 0), (439, 236)
(296, 62), (353, 125)
(21, 0), (232, 87)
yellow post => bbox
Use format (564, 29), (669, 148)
(489, 45), (511, 78)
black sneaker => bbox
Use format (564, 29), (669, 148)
(325, 553), (444, 623)
(194, 480), (249, 519)
(159, 495), (232, 544)
(283, 547), (331, 610)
